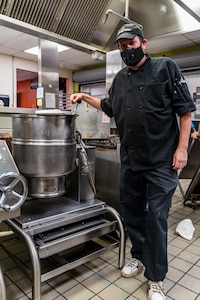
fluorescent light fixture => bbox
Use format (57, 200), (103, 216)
(24, 46), (38, 55)
(25, 44), (70, 55)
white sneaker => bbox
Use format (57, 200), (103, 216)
(121, 258), (144, 278)
(148, 281), (166, 300)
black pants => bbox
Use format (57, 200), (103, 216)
(120, 165), (178, 281)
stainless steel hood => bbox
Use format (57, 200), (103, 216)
(0, 0), (199, 69)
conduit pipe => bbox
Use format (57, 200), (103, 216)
(102, 0), (143, 28)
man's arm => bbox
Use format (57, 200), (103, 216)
(70, 93), (102, 111)
(172, 111), (192, 170)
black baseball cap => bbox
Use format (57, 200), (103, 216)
(114, 23), (144, 43)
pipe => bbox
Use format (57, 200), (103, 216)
(0, 266), (6, 300)
(102, 0), (142, 28)
(5, 219), (41, 300)
(73, 68), (106, 84)
(102, 9), (143, 28)
(106, 206), (126, 269)
(125, 0), (129, 19)
(181, 66), (200, 73)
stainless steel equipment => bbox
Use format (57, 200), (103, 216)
(0, 108), (125, 300)
(179, 119), (200, 208)
(0, 265), (6, 300)
(0, 140), (28, 215)
(0, 139), (28, 300)
(12, 112), (76, 198)
(95, 142), (121, 212)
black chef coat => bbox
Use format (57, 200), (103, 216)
(101, 55), (196, 171)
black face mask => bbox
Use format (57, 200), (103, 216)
(120, 46), (145, 66)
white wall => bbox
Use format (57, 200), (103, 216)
(0, 116), (12, 134)
(0, 54), (17, 134)
(0, 54), (13, 104)
(184, 72), (200, 97)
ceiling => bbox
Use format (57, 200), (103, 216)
(0, 0), (200, 81)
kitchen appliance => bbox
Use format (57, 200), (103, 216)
(0, 108), (125, 300)
(12, 112), (76, 198)
(0, 139), (28, 300)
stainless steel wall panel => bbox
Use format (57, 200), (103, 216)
(38, 39), (59, 109)
(106, 50), (124, 93)
(95, 145), (121, 212)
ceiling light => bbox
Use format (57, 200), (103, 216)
(25, 44), (70, 55)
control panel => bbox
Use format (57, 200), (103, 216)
(0, 140), (28, 219)
(0, 140), (18, 175)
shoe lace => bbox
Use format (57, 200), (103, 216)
(127, 258), (139, 268)
(149, 281), (164, 294)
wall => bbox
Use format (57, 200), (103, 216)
(0, 54), (13, 103)
(0, 117), (12, 134)
(184, 72), (200, 119)
(184, 72), (200, 97)
(0, 54), (14, 134)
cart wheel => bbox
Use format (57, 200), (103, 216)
(0, 172), (28, 212)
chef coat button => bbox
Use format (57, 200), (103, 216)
(127, 107), (130, 111)
(139, 86), (144, 90)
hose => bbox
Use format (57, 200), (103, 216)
(76, 131), (97, 196)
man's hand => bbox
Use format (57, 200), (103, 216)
(70, 93), (83, 104)
(172, 148), (188, 170)
(191, 130), (200, 140)
(70, 93), (102, 111)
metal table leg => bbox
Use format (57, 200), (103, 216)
(106, 205), (126, 269)
(5, 219), (41, 300)
(0, 265), (6, 300)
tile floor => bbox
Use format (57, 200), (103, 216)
(1, 179), (200, 300)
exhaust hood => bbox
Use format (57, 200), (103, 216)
(0, 0), (199, 69)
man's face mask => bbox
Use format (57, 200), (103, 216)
(120, 46), (145, 67)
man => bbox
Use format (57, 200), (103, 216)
(191, 122), (199, 139)
(70, 23), (196, 300)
